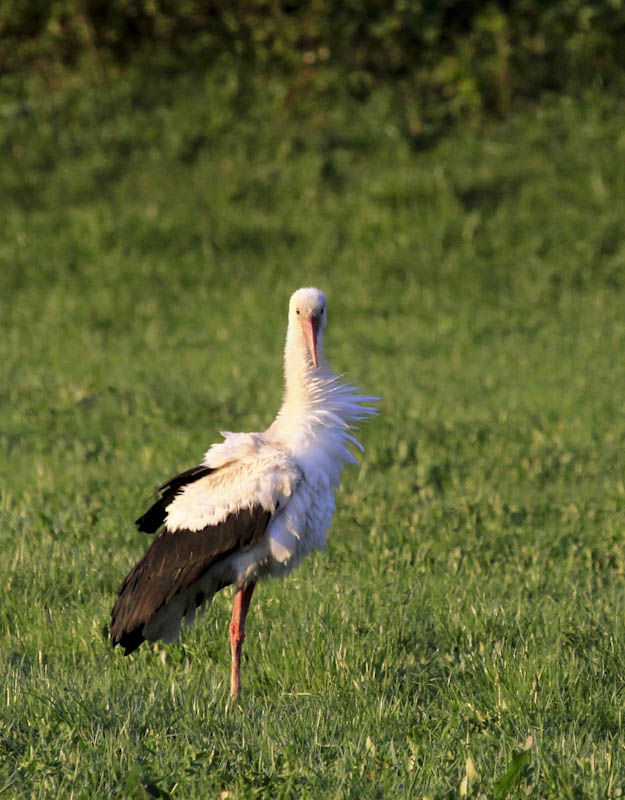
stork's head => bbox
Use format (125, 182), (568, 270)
(288, 287), (328, 369)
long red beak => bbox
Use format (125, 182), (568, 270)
(301, 315), (320, 368)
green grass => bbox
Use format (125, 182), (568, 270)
(2, 63), (625, 797)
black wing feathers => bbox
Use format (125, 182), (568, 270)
(135, 465), (214, 533)
(110, 505), (271, 654)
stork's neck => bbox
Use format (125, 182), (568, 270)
(267, 315), (377, 474)
(278, 322), (334, 420)
(270, 319), (374, 444)
(268, 319), (344, 446)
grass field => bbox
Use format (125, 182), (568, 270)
(2, 62), (625, 797)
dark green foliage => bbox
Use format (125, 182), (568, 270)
(2, 1), (625, 123)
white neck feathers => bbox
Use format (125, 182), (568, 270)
(268, 315), (377, 476)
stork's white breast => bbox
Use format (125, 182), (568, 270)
(266, 474), (335, 575)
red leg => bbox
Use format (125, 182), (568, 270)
(229, 581), (255, 699)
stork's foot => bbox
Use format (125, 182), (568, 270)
(229, 582), (255, 699)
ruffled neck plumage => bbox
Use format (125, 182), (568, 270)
(268, 320), (378, 458)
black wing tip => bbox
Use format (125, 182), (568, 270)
(135, 465), (215, 534)
(135, 509), (160, 533)
(156, 464), (214, 493)
(111, 625), (145, 656)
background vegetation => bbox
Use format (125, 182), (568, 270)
(2, 2), (625, 798)
(2, 0), (625, 124)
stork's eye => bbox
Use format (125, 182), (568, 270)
(296, 309), (300, 315)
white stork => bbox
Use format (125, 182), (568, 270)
(110, 287), (377, 698)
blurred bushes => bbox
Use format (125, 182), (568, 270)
(1, 1), (625, 119)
